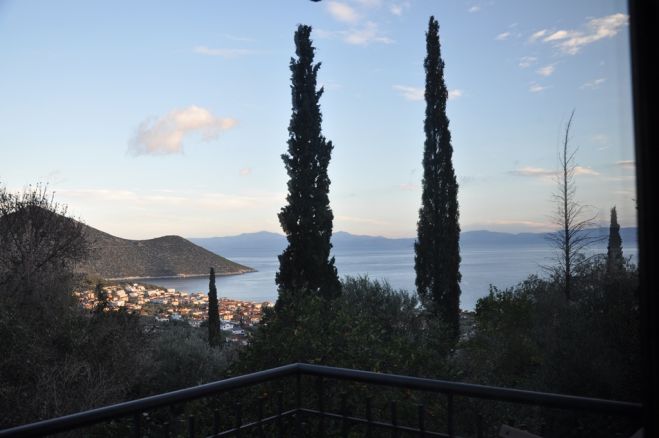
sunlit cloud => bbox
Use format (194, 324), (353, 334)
(390, 1), (410, 16)
(581, 78), (606, 89)
(518, 56), (538, 68)
(574, 166), (600, 176)
(326, 1), (360, 23)
(468, 5), (481, 13)
(193, 46), (256, 58)
(529, 83), (548, 93)
(528, 29), (547, 42)
(532, 13), (628, 55)
(448, 89), (463, 100)
(616, 160), (635, 170)
(536, 64), (555, 77)
(239, 167), (252, 176)
(510, 166), (556, 177)
(319, 22), (393, 45)
(129, 106), (237, 155)
(355, 0), (382, 7)
(496, 32), (511, 41)
(393, 85), (423, 101)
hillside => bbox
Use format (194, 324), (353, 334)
(80, 224), (254, 279)
(189, 227), (638, 257)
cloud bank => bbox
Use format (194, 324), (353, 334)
(130, 106), (237, 155)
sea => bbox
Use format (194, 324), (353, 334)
(141, 243), (638, 311)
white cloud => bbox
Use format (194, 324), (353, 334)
(344, 21), (393, 45)
(510, 166), (556, 177)
(448, 89), (463, 100)
(532, 13), (628, 55)
(239, 167), (252, 176)
(591, 133), (609, 145)
(581, 78), (606, 89)
(510, 165), (598, 178)
(326, 1), (360, 23)
(393, 85), (423, 101)
(130, 106), (237, 155)
(496, 32), (511, 41)
(616, 160), (635, 170)
(529, 83), (547, 93)
(574, 166), (600, 176)
(518, 56), (538, 68)
(193, 46), (255, 58)
(536, 64), (555, 76)
(528, 29), (548, 42)
(399, 183), (417, 191)
(468, 5), (481, 13)
(390, 2), (411, 16)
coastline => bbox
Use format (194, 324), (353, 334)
(107, 269), (257, 282)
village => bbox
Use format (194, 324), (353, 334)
(74, 282), (273, 345)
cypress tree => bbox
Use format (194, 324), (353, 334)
(276, 25), (341, 306)
(606, 206), (625, 276)
(414, 16), (461, 341)
(208, 267), (221, 347)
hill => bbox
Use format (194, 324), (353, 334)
(80, 224), (254, 279)
(189, 227), (638, 257)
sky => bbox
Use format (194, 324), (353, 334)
(0, 0), (636, 239)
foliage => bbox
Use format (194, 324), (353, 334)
(606, 206), (625, 277)
(237, 276), (452, 378)
(208, 267), (221, 347)
(276, 24), (341, 305)
(414, 16), (461, 342)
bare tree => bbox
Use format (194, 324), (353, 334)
(547, 111), (600, 301)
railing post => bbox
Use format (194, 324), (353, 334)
(277, 390), (284, 438)
(418, 404), (425, 437)
(341, 392), (348, 438)
(133, 412), (141, 438)
(188, 415), (195, 438)
(366, 396), (373, 438)
(235, 402), (242, 438)
(317, 377), (325, 438)
(296, 373), (302, 437)
(258, 395), (265, 438)
(447, 394), (454, 438)
(213, 409), (220, 436)
(391, 400), (398, 438)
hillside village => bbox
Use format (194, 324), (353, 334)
(74, 282), (272, 344)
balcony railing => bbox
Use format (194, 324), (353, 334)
(0, 363), (642, 437)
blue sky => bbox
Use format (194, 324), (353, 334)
(0, 0), (635, 239)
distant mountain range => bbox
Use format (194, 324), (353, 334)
(79, 224), (254, 279)
(190, 228), (638, 257)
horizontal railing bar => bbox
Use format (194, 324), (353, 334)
(296, 363), (642, 416)
(299, 408), (452, 437)
(212, 409), (297, 437)
(0, 363), (642, 437)
(0, 364), (298, 438)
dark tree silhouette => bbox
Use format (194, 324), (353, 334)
(276, 25), (340, 306)
(414, 16), (461, 342)
(208, 267), (221, 347)
(606, 206), (625, 276)
(547, 111), (599, 300)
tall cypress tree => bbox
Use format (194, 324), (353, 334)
(276, 25), (341, 306)
(606, 206), (624, 276)
(208, 267), (220, 347)
(414, 16), (461, 341)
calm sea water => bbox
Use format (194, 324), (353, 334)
(145, 245), (638, 311)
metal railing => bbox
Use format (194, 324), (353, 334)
(0, 363), (642, 437)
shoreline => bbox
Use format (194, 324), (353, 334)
(107, 269), (257, 282)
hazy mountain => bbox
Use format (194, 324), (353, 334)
(80, 224), (254, 279)
(190, 227), (637, 257)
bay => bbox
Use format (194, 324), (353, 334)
(144, 244), (637, 311)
